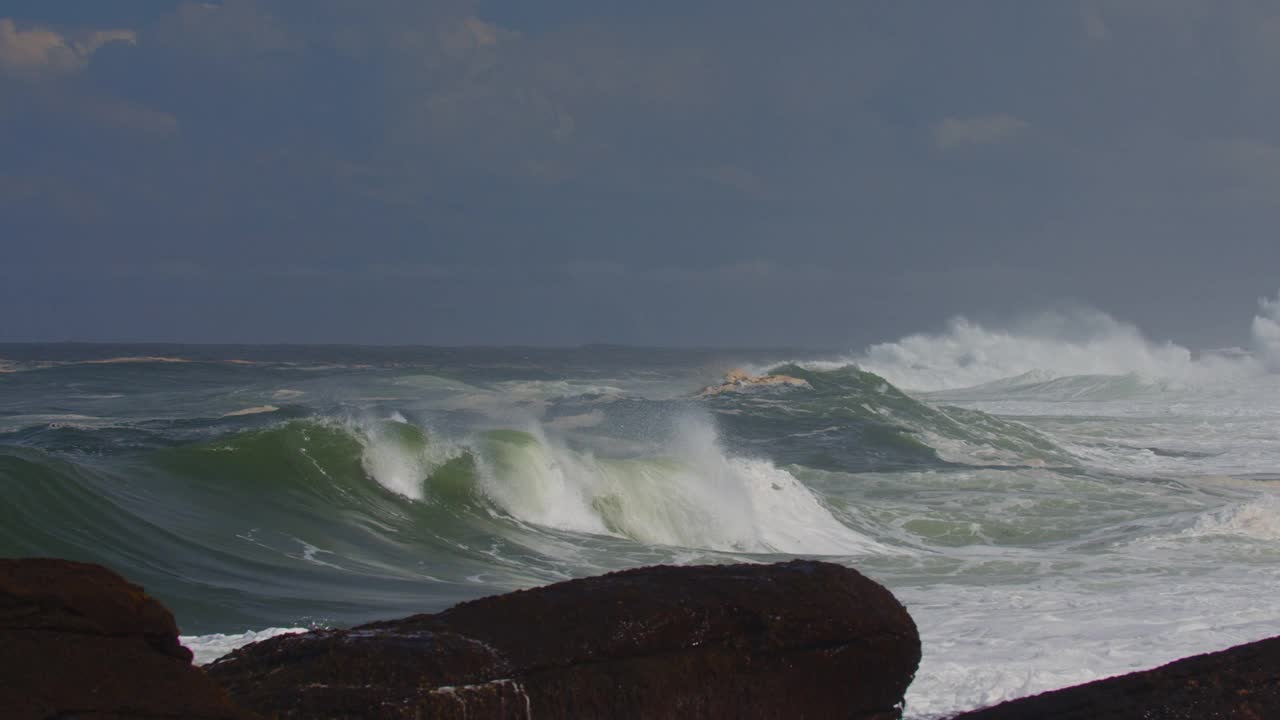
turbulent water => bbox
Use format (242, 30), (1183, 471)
(3, 304), (1280, 718)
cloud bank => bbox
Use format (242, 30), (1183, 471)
(2, 1), (1279, 346)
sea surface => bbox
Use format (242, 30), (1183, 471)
(3, 322), (1279, 718)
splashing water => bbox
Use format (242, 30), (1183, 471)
(1252, 291), (1280, 371)
(851, 302), (1277, 392)
(355, 413), (883, 555)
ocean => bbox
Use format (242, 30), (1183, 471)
(2, 315), (1278, 718)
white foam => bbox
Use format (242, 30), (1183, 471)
(182, 627), (309, 665)
(362, 443), (429, 500)
(345, 412), (881, 555)
(475, 425), (614, 536)
(1181, 494), (1280, 542)
(83, 356), (190, 365)
(358, 419), (463, 501)
(1252, 290), (1280, 371)
(476, 416), (887, 555)
(900, 575), (1280, 719)
(851, 306), (1270, 392)
(222, 405), (279, 417)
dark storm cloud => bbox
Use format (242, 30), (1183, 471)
(2, 1), (1279, 345)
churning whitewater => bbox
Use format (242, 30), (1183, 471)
(2, 296), (1279, 718)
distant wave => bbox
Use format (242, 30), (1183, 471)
(1254, 291), (1280, 372)
(843, 294), (1280, 392)
(923, 371), (1170, 403)
(222, 405), (281, 417)
(705, 363), (1070, 469)
(83, 356), (191, 365)
(0, 356), (348, 374)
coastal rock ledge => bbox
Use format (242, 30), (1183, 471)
(952, 634), (1280, 720)
(208, 560), (921, 720)
(0, 558), (252, 720)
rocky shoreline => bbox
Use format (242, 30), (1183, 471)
(951, 635), (1280, 720)
(2, 557), (1276, 719)
(0, 558), (250, 720)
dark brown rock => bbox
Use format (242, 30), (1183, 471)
(952, 635), (1280, 720)
(0, 558), (255, 720)
(209, 560), (921, 719)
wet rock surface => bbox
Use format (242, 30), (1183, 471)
(699, 368), (812, 396)
(951, 634), (1280, 720)
(6, 555), (1276, 720)
(208, 560), (921, 719)
(0, 557), (253, 720)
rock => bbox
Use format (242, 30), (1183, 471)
(209, 560), (920, 719)
(951, 634), (1280, 719)
(0, 558), (254, 720)
(699, 368), (812, 396)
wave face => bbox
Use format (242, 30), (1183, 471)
(705, 363), (1069, 468)
(0, 363), (909, 630)
(364, 417), (880, 555)
(475, 425), (867, 553)
(3, 333), (1280, 720)
(0, 353), (1067, 633)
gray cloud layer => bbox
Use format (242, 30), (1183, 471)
(2, 1), (1278, 346)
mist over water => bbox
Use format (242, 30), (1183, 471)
(2, 295), (1279, 718)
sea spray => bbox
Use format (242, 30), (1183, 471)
(852, 306), (1273, 392)
(1253, 290), (1280, 372)
(358, 418), (465, 501)
(466, 416), (885, 554)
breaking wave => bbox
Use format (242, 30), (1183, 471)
(846, 296), (1280, 392)
(0, 408), (894, 633)
(348, 414), (882, 555)
(1183, 494), (1280, 542)
(466, 420), (879, 554)
(1253, 291), (1280, 372)
(705, 363), (1069, 468)
(0, 359), (1075, 630)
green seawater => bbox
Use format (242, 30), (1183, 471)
(2, 343), (1278, 719)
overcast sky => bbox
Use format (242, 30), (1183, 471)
(2, 1), (1278, 347)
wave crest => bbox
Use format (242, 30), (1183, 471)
(310, 414), (885, 555)
(1252, 291), (1280, 372)
(852, 304), (1276, 392)
(469, 419), (883, 554)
